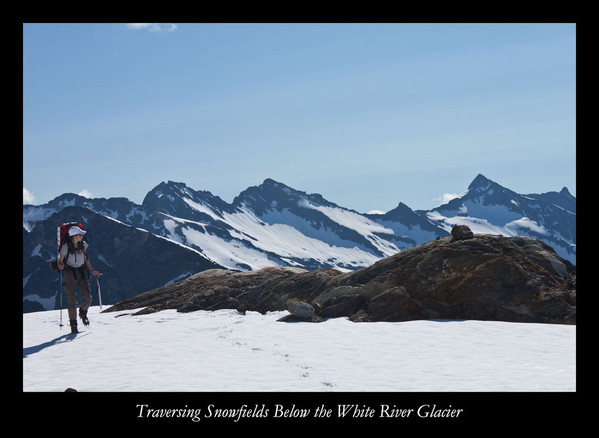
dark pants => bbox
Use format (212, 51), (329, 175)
(63, 267), (92, 321)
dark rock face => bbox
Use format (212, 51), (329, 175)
(319, 294), (368, 319)
(104, 230), (576, 324)
(451, 225), (474, 241)
(105, 267), (305, 315)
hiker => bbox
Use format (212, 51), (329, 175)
(57, 226), (101, 333)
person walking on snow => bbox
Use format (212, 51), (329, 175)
(57, 226), (101, 333)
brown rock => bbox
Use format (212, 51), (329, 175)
(318, 294), (368, 319)
(366, 287), (434, 322)
(451, 225), (474, 241)
(336, 234), (575, 324)
(104, 234), (576, 324)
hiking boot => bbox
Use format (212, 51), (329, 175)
(70, 319), (79, 334)
(79, 308), (90, 326)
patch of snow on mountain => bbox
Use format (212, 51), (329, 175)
(181, 226), (276, 271)
(375, 220), (440, 248)
(259, 207), (377, 253)
(183, 197), (223, 222)
(97, 255), (113, 268)
(299, 199), (399, 256)
(505, 217), (549, 236)
(125, 207), (149, 224)
(220, 208), (382, 270)
(427, 210), (512, 235)
(23, 294), (56, 310)
(23, 206), (58, 231)
(30, 243), (43, 257)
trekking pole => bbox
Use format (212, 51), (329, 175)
(58, 270), (64, 329)
(56, 225), (64, 329)
(96, 274), (103, 310)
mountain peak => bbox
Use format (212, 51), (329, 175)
(468, 174), (492, 190)
(262, 177), (283, 186)
(560, 186), (573, 197)
(147, 180), (190, 195)
(383, 201), (422, 222)
(233, 178), (302, 212)
(259, 178), (294, 193)
(143, 181), (185, 203)
(141, 180), (232, 217)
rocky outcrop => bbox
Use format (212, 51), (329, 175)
(451, 225), (474, 241)
(105, 266), (305, 314)
(104, 226), (576, 324)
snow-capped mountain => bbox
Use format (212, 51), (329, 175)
(147, 178), (407, 271)
(22, 174), (575, 312)
(23, 193), (152, 232)
(423, 174), (576, 263)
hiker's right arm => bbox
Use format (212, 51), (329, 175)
(57, 253), (65, 270)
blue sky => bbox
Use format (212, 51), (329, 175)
(23, 23), (576, 213)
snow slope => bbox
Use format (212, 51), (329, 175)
(23, 306), (575, 392)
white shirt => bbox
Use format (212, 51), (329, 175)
(59, 241), (88, 268)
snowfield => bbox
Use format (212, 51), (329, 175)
(23, 306), (575, 392)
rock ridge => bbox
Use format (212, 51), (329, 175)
(104, 226), (576, 324)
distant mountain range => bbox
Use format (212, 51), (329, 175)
(23, 174), (576, 312)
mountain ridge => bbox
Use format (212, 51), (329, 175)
(23, 174), (576, 312)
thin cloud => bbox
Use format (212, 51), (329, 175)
(23, 188), (35, 204)
(125, 23), (177, 32)
(434, 193), (461, 206)
(78, 189), (94, 199)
